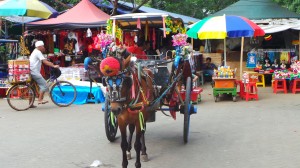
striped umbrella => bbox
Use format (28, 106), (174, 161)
(187, 15), (265, 78)
(187, 15), (265, 39)
(0, 0), (58, 19)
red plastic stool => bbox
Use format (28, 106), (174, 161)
(244, 82), (258, 101)
(273, 79), (287, 94)
(292, 78), (300, 94)
(236, 80), (246, 99)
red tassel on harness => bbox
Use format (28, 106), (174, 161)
(131, 80), (136, 99)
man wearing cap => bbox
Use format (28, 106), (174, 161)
(30, 40), (59, 106)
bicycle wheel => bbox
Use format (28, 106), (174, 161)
(7, 84), (35, 111)
(49, 81), (77, 107)
(183, 77), (191, 143)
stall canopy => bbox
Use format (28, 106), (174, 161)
(27, 0), (110, 29)
(110, 13), (184, 29)
(211, 0), (300, 20)
(210, 0), (300, 34)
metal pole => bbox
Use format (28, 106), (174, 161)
(224, 38), (226, 66)
(298, 31), (300, 61)
(239, 37), (245, 79)
(4, 19), (8, 39)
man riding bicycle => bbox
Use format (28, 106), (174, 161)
(29, 41), (60, 106)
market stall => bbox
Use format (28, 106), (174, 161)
(212, 66), (237, 102)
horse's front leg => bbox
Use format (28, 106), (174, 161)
(119, 121), (129, 168)
(127, 124), (135, 160)
(134, 125), (142, 168)
(141, 130), (149, 162)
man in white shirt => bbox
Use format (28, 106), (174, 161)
(30, 41), (59, 106)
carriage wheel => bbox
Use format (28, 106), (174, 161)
(183, 77), (192, 143)
(104, 93), (118, 142)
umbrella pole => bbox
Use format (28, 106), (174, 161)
(299, 31), (300, 61)
(224, 38), (226, 66)
(22, 16), (24, 34)
(191, 38), (194, 49)
(0, 17), (2, 38)
(240, 37), (244, 79)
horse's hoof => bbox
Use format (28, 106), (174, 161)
(141, 154), (149, 162)
(126, 151), (132, 160)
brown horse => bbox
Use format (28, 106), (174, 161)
(103, 56), (157, 168)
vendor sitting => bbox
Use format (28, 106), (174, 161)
(203, 57), (217, 81)
(280, 60), (287, 69)
(263, 58), (271, 70)
(272, 59), (280, 69)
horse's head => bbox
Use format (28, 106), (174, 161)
(101, 55), (133, 115)
(104, 74), (132, 115)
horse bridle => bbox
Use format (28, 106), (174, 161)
(105, 75), (125, 102)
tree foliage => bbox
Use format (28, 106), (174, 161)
(150, 0), (239, 19)
(41, 0), (298, 18)
(273, 0), (300, 14)
(42, 0), (150, 15)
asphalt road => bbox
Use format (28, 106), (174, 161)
(1, 84), (300, 168)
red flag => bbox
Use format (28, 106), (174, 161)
(162, 17), (166, 38)
(137, 18), (141, 29)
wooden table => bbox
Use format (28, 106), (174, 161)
(212, 78), (237, 102)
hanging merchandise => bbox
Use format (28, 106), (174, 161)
(247, 52), (257, 68)
(134, 35), (138, 43)
(63, 32), (79, 55)
(20, 36), (30, 56)
(53, 34), (56, 42)
(87, 28), (92, 37)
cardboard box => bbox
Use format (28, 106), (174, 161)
(8, 60), (30, 69)
(8, 74), (31, 83)
(7, 60), (31, 83)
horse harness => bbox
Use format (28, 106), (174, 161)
(105, 67), (152, 113)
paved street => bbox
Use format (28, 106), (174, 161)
(1, 84), (300, 168)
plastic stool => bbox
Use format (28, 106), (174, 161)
(292, 78), (300, 94)
(273, 79), (287, 94)
(196, 71), (204, 85)
(236, 80), (245, 99)
(245, 82), (258, 101)
(256, 74), (265, 87)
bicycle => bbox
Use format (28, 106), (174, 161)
(6, 68), (77, 111)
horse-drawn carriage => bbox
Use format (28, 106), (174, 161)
(102, 57), (197, 140)
(99, 13), (198, 168)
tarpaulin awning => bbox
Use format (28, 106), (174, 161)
(110, 13), (184, 28)
(252, 18), (300, 33)
(27, 0), (110, 29)
(211, 0), (300, 20)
